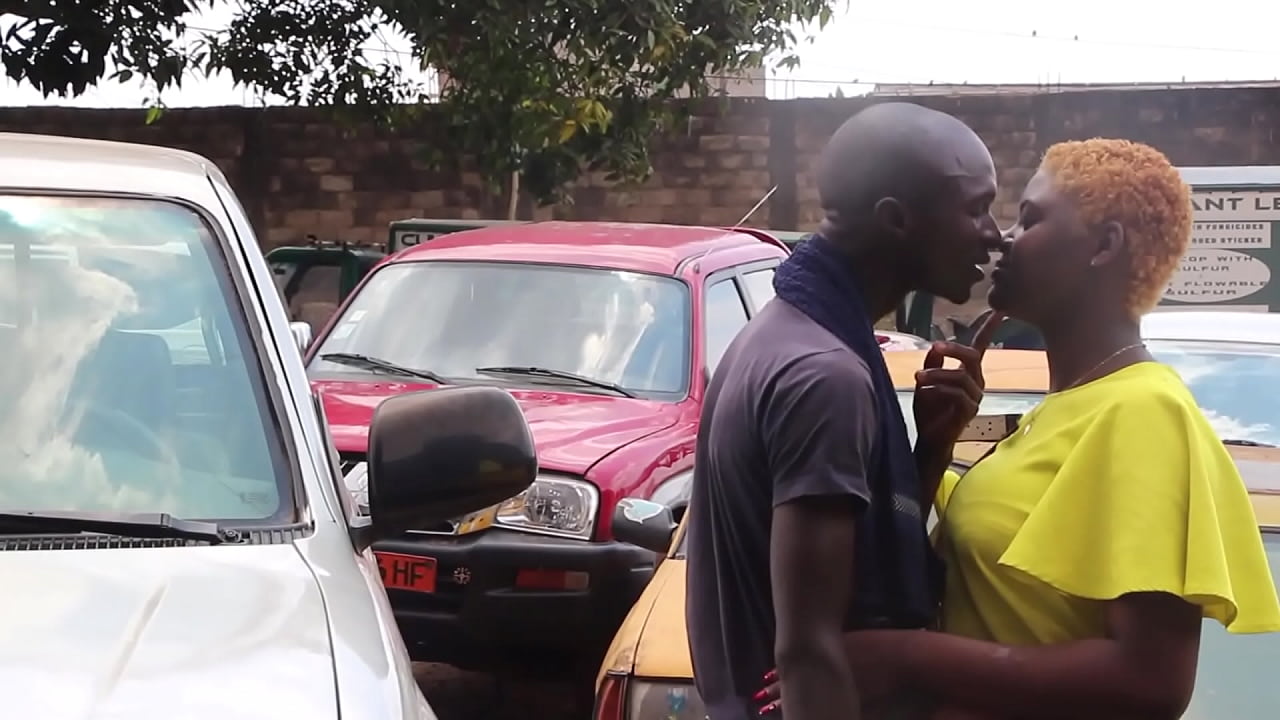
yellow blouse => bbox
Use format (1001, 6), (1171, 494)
(934, 362), (1280, 645)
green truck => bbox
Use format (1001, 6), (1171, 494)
(267, 220), (811, 320)
(264, 220), (950, 343)
(266, 162), (1280, 354)
(265, 239), (385, 332)
(265, 220), (515, 330)
(263, 221), (968, 344)
(386, 218), (528, 255)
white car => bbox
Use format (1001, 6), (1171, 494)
(0, 133), (537, 719)
(1142, 309), (1280, 347)
(876, 330), (933, 351)
(1142, 310), (1280, 450)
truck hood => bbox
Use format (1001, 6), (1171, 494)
(313, 379), (680, 474)
(0, 544), (337, 719)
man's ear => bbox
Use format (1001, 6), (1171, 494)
(872, 197), (909, 238)
(1090, 220), (1126, 268)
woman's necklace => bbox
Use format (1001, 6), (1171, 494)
(1059, 341), (1147, 392)
(1020, 342), (1146, 438)
(940, 341), (1150, 536)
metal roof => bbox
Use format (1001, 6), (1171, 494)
(1178, 166), (1280, 188)
(1141, 310), (1280, 345)
(388, 221), (785, 275)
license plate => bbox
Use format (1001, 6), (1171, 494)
(375, 551), (437, 593)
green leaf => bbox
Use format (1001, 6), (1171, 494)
(7, 0), (843, 206)
(558, 120), (579, 144)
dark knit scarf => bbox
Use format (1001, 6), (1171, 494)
(772, 233), (943, 629)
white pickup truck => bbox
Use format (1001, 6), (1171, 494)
(0, 132), (537, 719)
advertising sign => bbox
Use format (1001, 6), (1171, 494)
(1162, 167), (1280, 313)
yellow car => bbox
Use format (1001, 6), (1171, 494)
(593, 348), (1280, 720)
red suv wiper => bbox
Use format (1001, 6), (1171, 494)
(321, 352), (448, 385)
(475, 365), (636, 398)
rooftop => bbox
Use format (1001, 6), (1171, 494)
(1141, 310), (1280, 345)
(867, 79), (1280, 97)
(388, 221), (783, 275)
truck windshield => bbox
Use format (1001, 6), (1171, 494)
(0, 195), (290, 523)
(310, 261), (693, 399)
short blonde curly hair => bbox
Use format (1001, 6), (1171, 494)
(1040, 138), (1193, 317)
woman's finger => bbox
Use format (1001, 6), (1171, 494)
(915, 368), (983, 402)
(916, 374), (983, 406)
(969, 312), (1006, 356)
(753, 682), (781, 705)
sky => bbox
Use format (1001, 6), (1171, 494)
(3, 0), (1279, 107)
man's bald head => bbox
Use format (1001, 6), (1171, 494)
(817, 102), (993, 240)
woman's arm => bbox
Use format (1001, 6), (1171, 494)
(858, 591), (1202, 720)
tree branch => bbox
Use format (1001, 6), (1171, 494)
(0, 1), (56, 17)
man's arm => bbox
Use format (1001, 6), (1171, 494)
(765, 352), (878, 720)
(772, 500), (864, 720)
(914, 440), (955, 509)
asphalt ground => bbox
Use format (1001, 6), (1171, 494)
(414, 662), (586, 720)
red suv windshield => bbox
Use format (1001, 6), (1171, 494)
(310, 260), (693, 399)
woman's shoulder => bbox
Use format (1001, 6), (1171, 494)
(1046, 362), (1230, 482)
(1097, 360), (1190, 394)
(1001, 361), (1280, 631)
(1083, 361), (1203, 420)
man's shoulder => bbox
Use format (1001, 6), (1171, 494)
(710, 299), (873, 416)
(737, 313), (875, 399)
(743, 300), (866, 369)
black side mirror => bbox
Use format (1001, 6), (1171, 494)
(612, 498), (677, 554)
(353, 386), (537, 550)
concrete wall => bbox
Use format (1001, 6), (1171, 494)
(4, 85), (1277, 251)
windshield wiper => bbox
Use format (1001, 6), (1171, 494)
(321, 353), (448, 384)
(474, 365), (637, 398)
(0, 511), (230, 544)
(1222, 438), (1277, 448)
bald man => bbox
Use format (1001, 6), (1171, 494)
(685, 102), (1003, 720)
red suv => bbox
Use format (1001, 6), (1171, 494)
(304, 221), (788, 677)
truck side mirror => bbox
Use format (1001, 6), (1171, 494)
(352, 386), (537, 550)
(612, 498), (678, 554)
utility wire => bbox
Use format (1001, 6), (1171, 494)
(18, 19), (1274, 106)
(844, 16), (1280, 57)
(184, 17), (1280, 60)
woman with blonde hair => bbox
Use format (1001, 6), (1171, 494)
(756, 138), (1280, 719)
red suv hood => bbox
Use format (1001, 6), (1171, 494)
(313, 379), (681, 475)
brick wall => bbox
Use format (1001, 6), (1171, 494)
(4, 86), (1279, 252)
